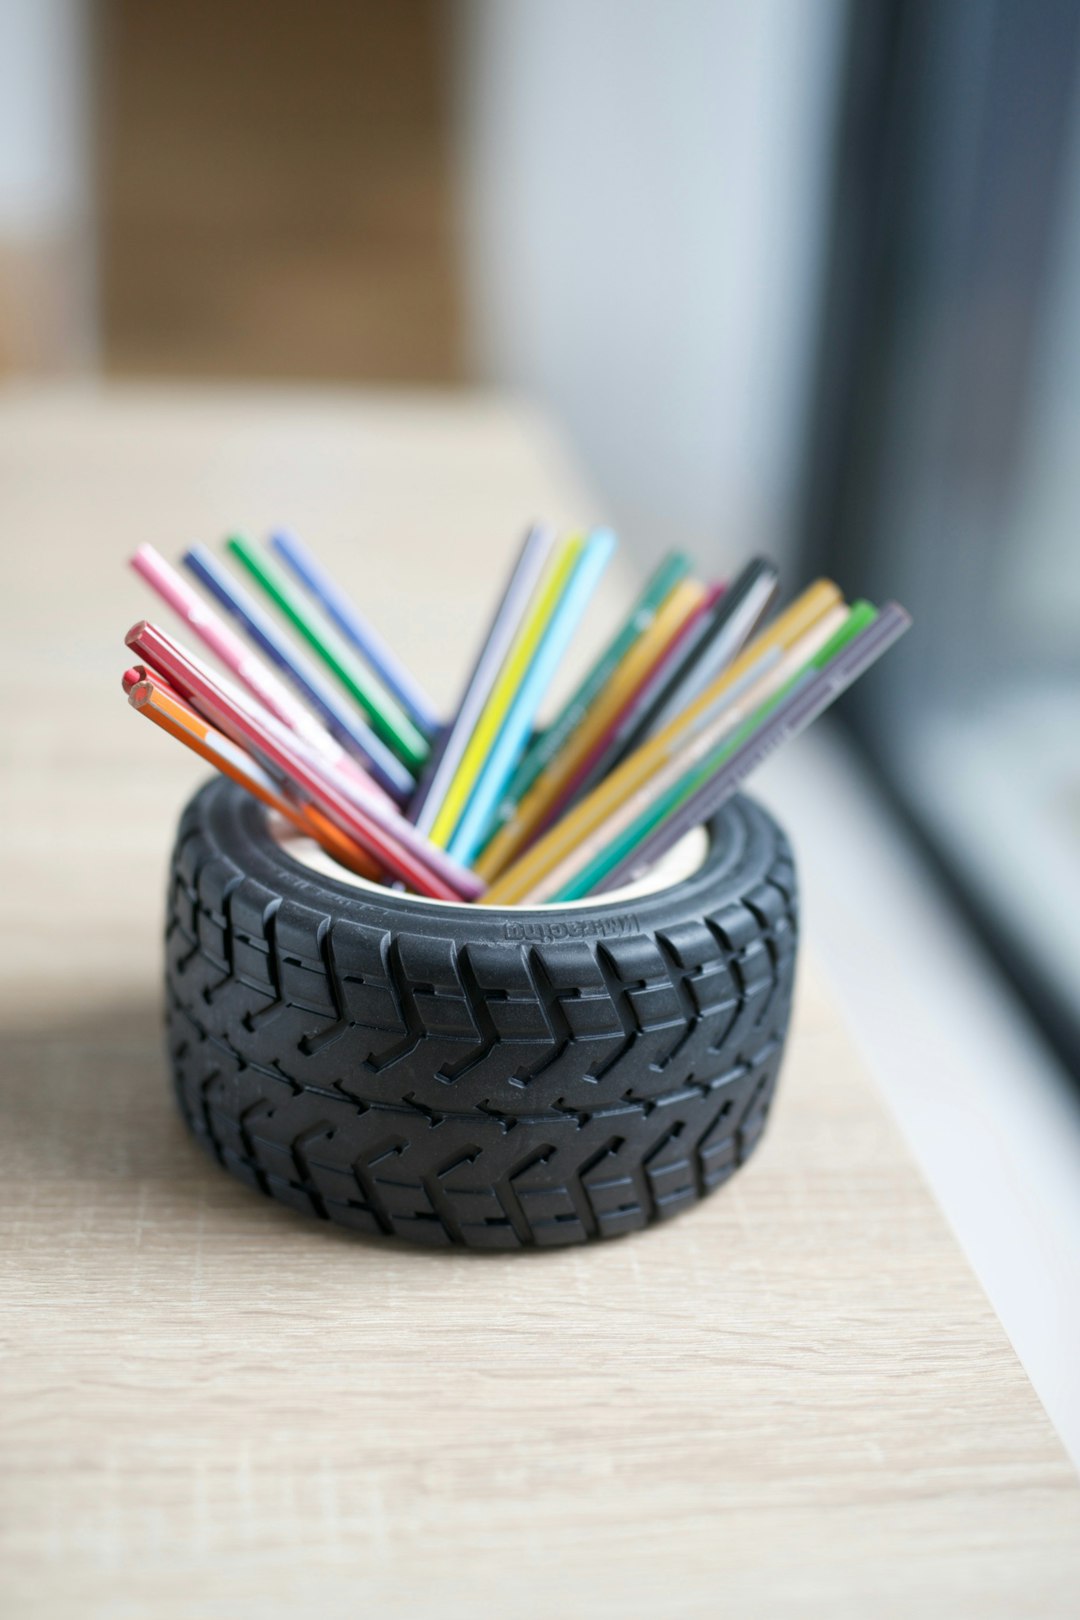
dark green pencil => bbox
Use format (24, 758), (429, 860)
(226, 534), (428, 773)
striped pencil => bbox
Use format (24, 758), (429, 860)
(127, 672), (380, 880)
(126, 619), (484, 902)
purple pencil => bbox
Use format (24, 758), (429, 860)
(408, 524), (556, 833)
(592, 603), (911, 894)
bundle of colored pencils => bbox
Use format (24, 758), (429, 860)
(122, 528), (909, 904)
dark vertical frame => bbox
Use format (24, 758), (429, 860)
(796, 0), (1080, 1071)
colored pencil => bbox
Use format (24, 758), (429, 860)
(546, 580), (722, 814)
(603, 556), (780, 768)
(227, 534), (428, 771)
(183, 543), (413, 802)
(270, 529), (440, 737)
(480, 578), (845, 905)
(131, 543), (324, 741)
(123, 662), (179, 700)
(126, 514), (910, 903)
(522, 601), (850, 904)
(426, 531), (587, 849)
(591, 579), (726, 770)
(445, 528), (617, 865)
(473, 575), (709, 881)
(126, 620), (482, 902)
(504, 550), (691, 810)
(549, 601), (877, 903)
(130, 542), (386, 800)
(128, 673), (380, 879)
(409, 524), (555, 834)
(558, 602), (909, 901)
(124, 653), (402, 858)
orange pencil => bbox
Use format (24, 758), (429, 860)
(474, 575), (709, 880)
(482, 578), (845, 904)
(127, 673), (380, 880)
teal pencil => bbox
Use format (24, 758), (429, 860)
(549, 601), (880, 901)
(487, 551), (690, 835)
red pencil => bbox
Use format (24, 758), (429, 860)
(124, 663), (178, 698)
(126, 620), (482, 903)
(128, 672), (380, 880)
(535, 582), (725, 836)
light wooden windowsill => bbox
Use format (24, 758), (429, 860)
(1, 383), (1077, 1618)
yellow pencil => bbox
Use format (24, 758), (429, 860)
(521, 601), (850, 903)
(474, 576), (708, 881)
(481, 578), (844, 905)
(427, 532), (584, 848)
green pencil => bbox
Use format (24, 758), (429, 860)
(549, 600), (879, 901)
(488, 550), (691, 832)
(226, 534), (428, 773)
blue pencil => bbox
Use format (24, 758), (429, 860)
(182, 545), (415, 803)
(446, 528), (617, 866)
(270, 530), (440, 738)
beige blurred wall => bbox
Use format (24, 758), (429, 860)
(96, 0), (461, 382)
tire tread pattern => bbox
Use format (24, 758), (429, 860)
(164, 783), (798, 1249)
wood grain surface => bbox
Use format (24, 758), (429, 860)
(1, 385), (1077, 1618)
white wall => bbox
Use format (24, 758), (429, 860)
(455, 0), (843, 575)
(0, 0), (88, 236)
(0, 0), (94, 369)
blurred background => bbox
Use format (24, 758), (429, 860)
(3, 0), (1079, 1443)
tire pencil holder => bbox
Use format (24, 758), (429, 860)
(166, 778), (798, 1249)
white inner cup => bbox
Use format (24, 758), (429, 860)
(272, 818), (710, 912)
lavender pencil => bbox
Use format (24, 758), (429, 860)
(409, 524), (555, 833)
(270, 529), (440, 738)
(592, 604), (911, 894)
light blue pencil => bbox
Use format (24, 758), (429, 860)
(446, 528), (617, 866)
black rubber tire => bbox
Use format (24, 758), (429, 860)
(165, 777), (798, 1249)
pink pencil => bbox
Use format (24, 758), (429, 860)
(126, 619), (485, 902)
(130, 543), (387, 803)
